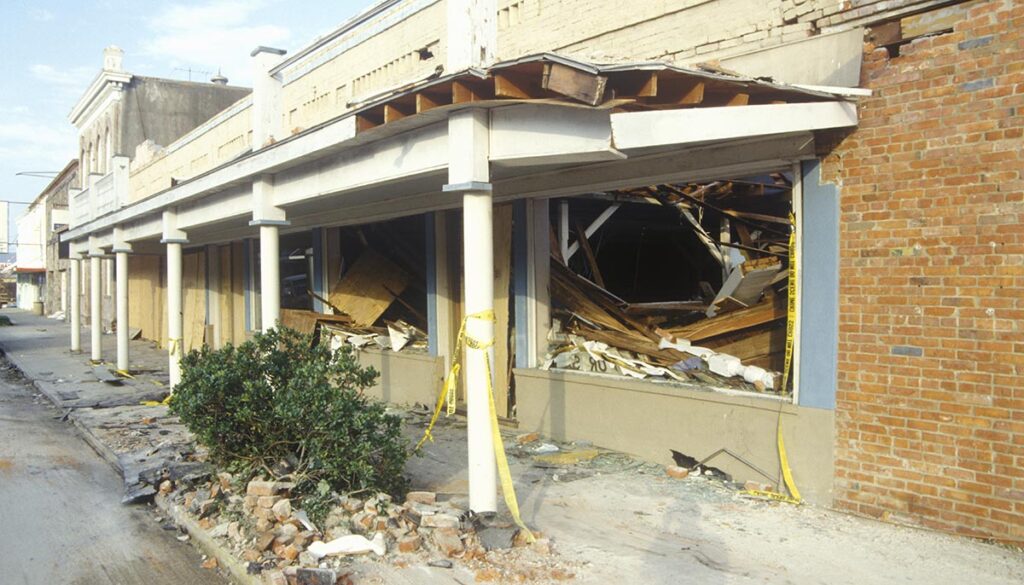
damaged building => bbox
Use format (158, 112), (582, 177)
(59, 0), (1024, 543)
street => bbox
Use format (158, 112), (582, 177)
(0, 358), (228, 585)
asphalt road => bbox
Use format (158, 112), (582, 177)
(0, 360), (228, 585)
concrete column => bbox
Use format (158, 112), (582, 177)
(89, 254), (102, 362)
(114, 250), (130, 371)
(445, 108), (496, 513)
(250, 46), (287, 149)
(250, 174), (287, 332)
(259, 224), (280, 330)
(113, 227), (133, 372)
(162, 210), (188, 390)
(70, 257), (81, 352)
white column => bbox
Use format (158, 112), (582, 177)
(445, 108), (496, 513)
(163, 209), (188, 390)
(115, 250), (130, 371)
(113, 226), (133, 372)
(70, 257), (81, 352)
(251, 174), (287, 332)
(89, 254), (102, 362)
(259, 224), (280, 330)
(166, 241), (184, 387)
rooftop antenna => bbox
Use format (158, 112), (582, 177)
(174, 66), (212, 81)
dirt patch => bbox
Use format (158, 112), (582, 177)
(0, 458), (13, 473)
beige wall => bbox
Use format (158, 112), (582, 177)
(514, 368), (835, 504)
(357, 348), (445, 407)
(279, 0), (447, 135)
(129, 98), (252, 202)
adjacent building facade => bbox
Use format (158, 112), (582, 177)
(15, 160), (78, 313)
(58, 0), (1023, 542)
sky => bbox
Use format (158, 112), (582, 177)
(0, 0), (372, 256)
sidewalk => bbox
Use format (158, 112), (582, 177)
(1, 308), (1021, 585)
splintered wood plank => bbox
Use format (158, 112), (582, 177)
(329, 249), (410, 326)
(541, 63), (608, 105)
(668, 296), (786, 342)
(574, 220), (605, 288)
(607, 71), (658, 98)
(493, 204), (513, 418)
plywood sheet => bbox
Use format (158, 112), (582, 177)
(218, 245), (233, 347)
(329, 249), (410, 326)
(181, 251), (207, 352)
(493, 203), (513, 418)
(231, 242), (246, 345)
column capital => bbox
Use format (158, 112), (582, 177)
(442, 181), (492, 194)
(248, 219), (291, 227)
(160, 238), (189, 245)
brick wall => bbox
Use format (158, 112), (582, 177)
(826, 0), (1024, 541)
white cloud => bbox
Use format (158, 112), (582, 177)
(29, 64), (95, 89)
(141, 0), (290, 85)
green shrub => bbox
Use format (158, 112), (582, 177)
(170, 327), (408, 521)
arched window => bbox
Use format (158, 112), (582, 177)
(104, 127), (112, 171)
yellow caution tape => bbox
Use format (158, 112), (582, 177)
(168, 337), (183, 357)
(780, 213), (797, 392)
(416, 310), (534, 543)
(739, 421), (802, 504)
(116, 369), (135, 379)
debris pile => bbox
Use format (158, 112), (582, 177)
(279, 218), (429, 355)
(547, 178), (793, 395)
(163, 476), (574, 583)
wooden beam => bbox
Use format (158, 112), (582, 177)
(607, 71), (658, 98)
(493, 70), (545, 99)
(383, 102), (414, 124)
(703, 91), (750, 107)
(415, 86), (453, 113)
(355, 108), (384, 133)
(643, 76), (704, 105)
(542, 62), (608, 106)
(574, 220), (605, 288)
(452, 79), (493, 103)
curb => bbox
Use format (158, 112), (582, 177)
(156, 493), (263, 585)
(3, 342), (255, 585)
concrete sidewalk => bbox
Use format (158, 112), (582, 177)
(1, 309), (1022, 585)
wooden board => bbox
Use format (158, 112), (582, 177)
(668, 296), (785, 343)
(493, 203), (513, 418)
(181, 251), (207, 352)
(218, 245), (233, 347)
(231, 242), (246, 344)
(328, 248), (410, 326)
(281, 308), (318, 335)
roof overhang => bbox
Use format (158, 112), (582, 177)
(63, 54), (860, 245)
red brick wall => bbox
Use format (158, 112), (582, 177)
(826, 0), (1024, 541)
